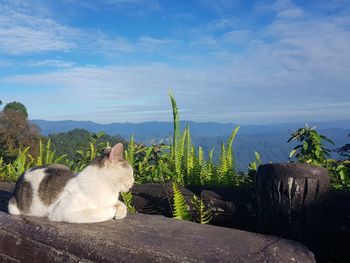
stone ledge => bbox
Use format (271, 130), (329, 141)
(0, 211), (315, 263)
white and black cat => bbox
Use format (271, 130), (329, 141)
(8, 143), (134, 223)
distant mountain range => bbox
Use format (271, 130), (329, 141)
(32, 119), (350, 171)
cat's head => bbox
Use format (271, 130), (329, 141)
(91, 143), (134, 192)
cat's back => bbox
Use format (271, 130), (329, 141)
(8, 164), (75, 216)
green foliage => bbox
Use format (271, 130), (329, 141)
(124, 134), (135, 167)
(31, 139), (67, 166)
(48, 129), (127, 164)
(121, 191), (136, 213)
(248, 152), (262, 180)
(327, 160), (350, 191)
(172, 182), (190, 220)
(125, 135), (172, 184)
(4, 101), (28, 118)
(71, 131), (109, 172)
(169, 91), (184, 184)
(288, 124), (334, 166)
(191, 195), (212, 224)
(0, 139), (68, 182)
(215, 127), (240, 186)
(288, 125), (350, 191)
(0, 147), (32, 181)
(167, 91), (246, 187)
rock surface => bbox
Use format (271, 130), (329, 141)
(0, 183), (315, 263)
(132, 183), (258, 230)
(0, 211), (315, 263)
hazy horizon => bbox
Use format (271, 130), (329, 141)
(1, 0), (349, 124)
(31, 117), (350, 127)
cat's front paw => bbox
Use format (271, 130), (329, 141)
(114, 202), (127, 220)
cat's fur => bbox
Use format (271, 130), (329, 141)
(8, 143), (134, 223)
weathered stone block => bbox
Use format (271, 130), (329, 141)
(0, 182), (315, 263)
(0, 211), (315, 263)
(256, 163), (330, 239)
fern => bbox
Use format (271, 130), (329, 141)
(215, 127), (241, 186)
(169, 91), (182, 183)
(248, 151), (262, 179)
(121, 191), (136, 213)
(226, 126), (240, 170)
(191, 195), (212, 224)
(198, 146), (207, 184)
(217, 143), (228, 185)
(172, 182), (190, 220)
(125, 134), (135, 167)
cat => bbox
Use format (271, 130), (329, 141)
(8, 143), (134, 223)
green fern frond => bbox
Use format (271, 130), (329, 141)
(254, 151), (262, 165)
(191, 195), (212, 224)
(121, 191), (136, 213)
(169, 91), (183, 183)
(226, 126), (240, 169)
(125, 134), (135, 167)
(248, 151), (262, 178)
(172, 182), (190, 220)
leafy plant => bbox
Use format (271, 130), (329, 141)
(121, 191), (136, 213)
(172, 182), (190, 220)
(191, 195), (212, 224)
(72, 131), (108, 172)
(328, 160), (350, 191)
(31, 139), (67, 166)
(248, 151), (262, 180)
(0, 147), (33, 181)
(288, 124), (334, 166)
(167, 91), (246, 187)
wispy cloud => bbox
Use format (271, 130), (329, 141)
(25, 60), (76, 68)
(0, 0), (349, 123)
(0, 2), (81, 55)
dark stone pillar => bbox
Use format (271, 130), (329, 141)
(256, 163), (330, 239)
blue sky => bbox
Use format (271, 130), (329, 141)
(0, 0), (349, 124)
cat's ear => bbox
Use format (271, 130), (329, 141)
(109, 143), (124, 162)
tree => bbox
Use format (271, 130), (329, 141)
(0, 105), (40, 162)
(4, 101), (28, 119)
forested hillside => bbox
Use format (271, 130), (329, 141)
(47, 129), (127, 163)
(35, 120), (350, 171)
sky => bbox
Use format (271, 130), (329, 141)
(0, 0), (349, 124)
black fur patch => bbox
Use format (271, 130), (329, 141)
(90, 149), (111, 168)
(38, 165), (75, 205)
(13, 173), (33, 213)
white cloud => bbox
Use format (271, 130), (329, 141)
(139, 37), (178, 49)
(277, 8), (304, 18)
(94, 34), (135, 54)
(0, 0), (349, 123)
(25, 60), (76, 68)
(223, 30), (253, 45)
(0, 3), (81, 55)
(64, 0), (161, 11)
